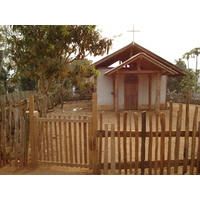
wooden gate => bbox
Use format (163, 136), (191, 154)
(33, 115), (93, 168)
(29, 93), (98, 173)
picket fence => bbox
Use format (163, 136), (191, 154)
(1, 92), (200, 175)
(96, 102), (200, 175)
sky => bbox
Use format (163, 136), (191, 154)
(92, 1), (200, 69)
(2, 0), (200, 70)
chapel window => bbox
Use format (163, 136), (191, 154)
(124, 74), (138, 83)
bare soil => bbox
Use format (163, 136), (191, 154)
(0, 100), (199, 175)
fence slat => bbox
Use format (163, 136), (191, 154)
(63, 116), (68, 163)
(0, 102), (2, 167)
(190, 106), (198, 174)
(104, 124), (108, 175)
(183, 93), (190, 174)
(133, 112), (139, 175)
(197, 122), (200, 174)
(9, 104), (12, 166)
(68, 116), (73, 163)
(74, 116), (78, 163)
(129, 112), (133, 174)
(111, 124), (116, 175)
(20, 108), (25, 167)
(46, 121), (50, 161)
(58, 116), (63, 163)
(49, 117), (54, 162)
(3, 104), (7, 166)
(33, 116), (38, 165)
(38, 120), (42, 161)
(54, 115), (59, 162)
(174, 104), (183, 174)
(79, 116), (82, 164)
(167, 101), (173, 175)
(123, 112), (128, 174)
(14, 107), (19, 167)
(117, 112), (121, 174)
(160, 113), (165, 175)
(83, 116), (87, 164)
(141, 111), (146, 175)
(148, 114), (153, 175)
(155, 113), (159, 175)
(97, 112), (103, 174)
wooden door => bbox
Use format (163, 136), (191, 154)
(124, 75), (138, 110)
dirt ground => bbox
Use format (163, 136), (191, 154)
(0, 100), (199, 175)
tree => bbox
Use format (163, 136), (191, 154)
(8, 25), (113, 114)
(50, 59), (100, 108)
(180, 68), (196, 93)
(0, 66), (15, 94)
(19, 76), (36, 91)
(190, 47), (200, 72)
(182, 52), (191, 69)
(68, 59), (100, 94)
(0, 25), (11, 73)
(167, 58), (187, 93)
(190, 47), (200, 94)
(0, 26), (16, 94)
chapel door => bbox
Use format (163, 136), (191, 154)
(124, 74), (138, 110)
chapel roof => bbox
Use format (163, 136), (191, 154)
(94, 42), (189, 77)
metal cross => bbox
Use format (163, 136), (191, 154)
(127, 25), (140, 44)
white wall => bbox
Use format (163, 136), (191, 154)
(97, 68), (114, 110)
(97, 70), (167, 110)
(138, 74), (149, 109)
(160, 75), (167, 104)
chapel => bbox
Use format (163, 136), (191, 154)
(94, 42), (188, 112)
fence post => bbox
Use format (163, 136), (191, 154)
(91, 93), (98, 174)
(141, 111), (146, 175)
(29, 94), (36, 167)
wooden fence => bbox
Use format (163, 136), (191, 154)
(167, 93), (200, 104)
(2, 92), (200, 175)
(0, 99), (30, 168)
(96, 102), (200, 175)
(0, 91), (34, 104)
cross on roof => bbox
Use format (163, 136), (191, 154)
(127, 25), (140, 44)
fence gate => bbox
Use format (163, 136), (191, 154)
(29, 94), (98, 172)
(32, 115), (93, 168)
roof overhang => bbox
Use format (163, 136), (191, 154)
(104, 53), (178, 76)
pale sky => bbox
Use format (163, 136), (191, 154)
(90, 0), (200, 69)
(2, 0), (200, 69)
(94, 8), (200, 69)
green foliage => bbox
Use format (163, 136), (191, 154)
(68, 59), (100, 94)
(182, 47), (200, 93)
(182, 52), (191, 68)
(19, 76), (36, 91)
(167, 58), (187, 93)
(180, 68), (198, 93)
(50, 58), (100, 102)
(8, 25), (113, 97)
(0, 66), (15, 93)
